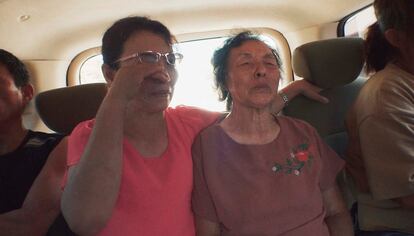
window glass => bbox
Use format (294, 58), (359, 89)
(343, 5), (376, 38)
(77, 34), (282, 112)
(172, 37), (227, 111)
(79, 55), (105, 84)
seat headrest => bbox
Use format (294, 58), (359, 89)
(35, 83), (107, 134)
(293, 37), (364, 88)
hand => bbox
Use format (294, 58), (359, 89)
(283, 80), (329, 104)
(104, 63), (171, 104)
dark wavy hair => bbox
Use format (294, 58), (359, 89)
(0, 49), (30, 88)
(212, 31), (282, 111)
(102, 16), (175, 70)
(365, 0), (414, 73)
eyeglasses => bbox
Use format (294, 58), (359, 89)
(115, 51), (183, 66)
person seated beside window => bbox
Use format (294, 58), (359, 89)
(192, 31), (353, 236)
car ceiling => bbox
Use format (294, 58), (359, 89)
(0, 0), (372, 60)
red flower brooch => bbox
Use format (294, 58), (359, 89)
(272, 142), (313, 176)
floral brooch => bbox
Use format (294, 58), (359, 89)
(272, 142), (313, 176)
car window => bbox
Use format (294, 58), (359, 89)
(340, 5), (376, 38)
(69, 30), (290, 112)
(80, 54), (105, 84)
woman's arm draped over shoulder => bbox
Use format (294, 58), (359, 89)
(272, 80), (329, 114)
(0, 138), (67, 236)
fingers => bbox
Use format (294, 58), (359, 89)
(109, 68), (144, 100)
(304, 82), (323, 93)
(106, 63), (173, 104)
(304, 90), (329, 103)
(293, 80), (329, 104)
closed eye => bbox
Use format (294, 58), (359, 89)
(238, 60), (253, 66)
(264, 60), (278, 67)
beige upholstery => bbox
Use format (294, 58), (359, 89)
(293, 37), (364, 89)
(284, 37), (366, 210)
(284, 37), (365, 157)
(35, 83), (107, 135)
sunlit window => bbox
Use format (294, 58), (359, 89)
(80, 55), (105, 84)
(343, 5), (376, 38)
(77, 33), (284, 112)
(79, 38), (228, 111)
(172, 37), (227, 111)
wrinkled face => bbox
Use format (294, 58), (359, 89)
(109, 31), (178, 113)
(226, 40), (281, 110)
(0, 64), (27, 123)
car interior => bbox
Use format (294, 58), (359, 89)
(1, 0), (374, 131)
(1, 0), (378, 234)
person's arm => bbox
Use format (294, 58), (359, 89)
(0, 138), (67, 236)
(61, 95), (127, 236)
(195, 215), (220, 236)
(272, 80), (329, 113)
(61, 63), (156, 235)
(192, 134), (222, 236)
(322, 185), (353, 236)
